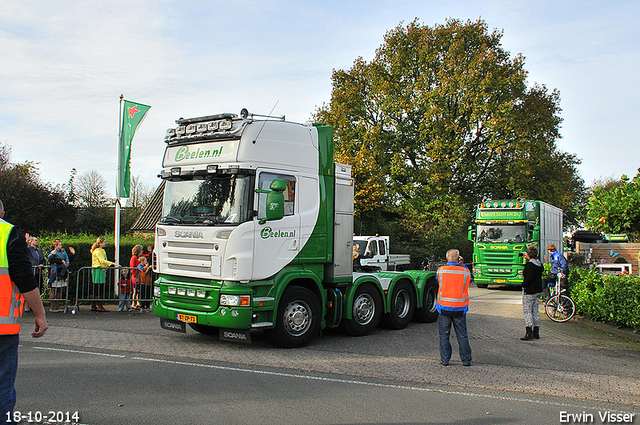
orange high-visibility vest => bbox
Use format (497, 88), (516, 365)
(436, 265), (471, 309)
(0, 220), (25, 335)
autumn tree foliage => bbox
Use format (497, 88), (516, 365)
(585, 170), (640, 240)
(0, 141), (76, 233)
(315, 18), (585, 258)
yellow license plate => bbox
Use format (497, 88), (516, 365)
(493, 279), (506, 283)
(177, 314), (197, 323)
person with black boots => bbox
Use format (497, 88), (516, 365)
(521, 246), (544, 341)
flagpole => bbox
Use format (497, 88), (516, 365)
(115, 94), (124, 295)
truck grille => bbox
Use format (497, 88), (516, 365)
(167, 241), (216, 250)
(481, 251), (517, 264)
(163, 240), (221, 278)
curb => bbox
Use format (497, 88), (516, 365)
(574, 315), (640, 343)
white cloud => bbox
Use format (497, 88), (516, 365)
(1, 0), (638, 195)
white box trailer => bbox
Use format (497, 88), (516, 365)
(539, 201), (563, 263)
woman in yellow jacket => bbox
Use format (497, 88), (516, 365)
(90, 237), (120, 311)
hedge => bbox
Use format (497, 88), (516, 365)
(33, 233), (154, 299)
(569, 268), (640, 332)
(36, 233), (154, 272)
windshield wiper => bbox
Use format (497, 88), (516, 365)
(182, 216), (219, 225)
(160, 216), (183, 224)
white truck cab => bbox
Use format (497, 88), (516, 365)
(353, 236), (411, 271)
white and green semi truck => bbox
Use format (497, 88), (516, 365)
(152, 110), (438, 347)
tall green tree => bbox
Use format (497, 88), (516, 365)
(585, 170), (640, 240)
(315, 18), (585, 256)
(0, 141), (76, 233)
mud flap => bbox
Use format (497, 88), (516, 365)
(160, 318), (186, 333)
(219, 328), (252, 343)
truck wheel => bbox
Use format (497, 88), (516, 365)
(188, 323), (218, 335)
(476, 284), (488, 288)
(414, 278), (438, 323)
(382, 281), (416, 329)
(340, 283), (382, 336)
(270, 287), (320, 348)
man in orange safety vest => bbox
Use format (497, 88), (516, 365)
(436, 249), (472, 366)
(0, 199), (48, 424)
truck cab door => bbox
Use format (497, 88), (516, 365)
(365, 239), (385, 270)
(376, 238), (389, 270)
(252, 170), (300, 280)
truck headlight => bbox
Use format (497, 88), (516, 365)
(220, 294), (250, 306)
(154, 286), (161, 298)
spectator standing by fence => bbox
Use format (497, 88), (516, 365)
(27, 237), (46, 290)
(129, 245), (143, 311)
(47, 239), (75, 313)
(118, 268), (133, 312)
(90, 237), (119, 312)
(137, 256), (153, 313)
(142, 245), (153, 262)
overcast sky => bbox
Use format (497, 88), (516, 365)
(2, 0), (638, 197)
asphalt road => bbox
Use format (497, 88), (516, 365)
(13, 286), (640, 424)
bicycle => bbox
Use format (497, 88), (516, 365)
(545, 273), (575, 322)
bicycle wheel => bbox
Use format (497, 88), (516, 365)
(545, 295), (575, 322)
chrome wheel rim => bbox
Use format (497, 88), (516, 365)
(283, 301), (311, 336)
(353, 293), (375, 325)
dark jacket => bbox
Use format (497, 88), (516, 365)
(28, 246), (46, 268)
(5, 224), (38, 294)
(522, 259), (543, 294)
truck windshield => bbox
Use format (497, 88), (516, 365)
(354, 241), (376, 257)
(476, 224), (527, 243)
(161, 175), (252, 225)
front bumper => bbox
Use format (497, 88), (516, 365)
(152, 276), (254, 330)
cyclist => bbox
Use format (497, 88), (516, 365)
(520, 247), (543, 340)
(542, 244), (569, 298)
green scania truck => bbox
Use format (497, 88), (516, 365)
(151, 110), (439, 347)
(468, 200), (563, 288)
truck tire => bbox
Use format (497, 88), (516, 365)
(188, 323), (218, 335)
(382, 281), (416, 329)
(476, 284), (488, 288)
(340, 283), (382, 336)
(414, 278), (439, 323)
(270, 287), (321, 348)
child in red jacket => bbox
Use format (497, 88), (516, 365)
(118, 268), (133, 312)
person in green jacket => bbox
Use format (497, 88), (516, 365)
(90, 237), (120, 311)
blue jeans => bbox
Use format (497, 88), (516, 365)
(48, 263), (68, 284)
(438, 313), (472, 365)
(0, 334), (19, 425)
(118, 293), (132, 311)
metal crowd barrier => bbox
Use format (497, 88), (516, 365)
(31, 265), (71, 313)
(73, 266), (156, 313)
(30, 265), (156, 314)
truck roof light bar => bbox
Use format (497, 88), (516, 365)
(165, 114), (245, 144)
(165, 109), (287, 145)
(176, 113), (238, 125)
(480, 200), (524, 209)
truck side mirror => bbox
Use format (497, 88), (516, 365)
(257, 179), (286, 225)
(467, 225), (476, 242)
(532, 225), (540, 243)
